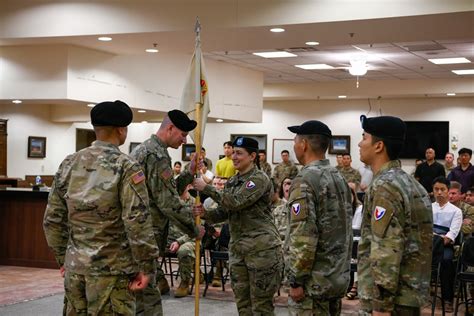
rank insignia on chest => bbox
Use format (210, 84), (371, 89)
(374, 206), (386, 221)
(292, 203), (301, 216)
(245, 180), (256, 189)
(132, 170), (145, 184)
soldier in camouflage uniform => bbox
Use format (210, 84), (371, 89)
(285, 120), (353, 316)
(193, 137), (283, 316)
(449, 181), (474, 236)
(273, 149), (299, 186)
(358, 115), (433, 315)
(259, 150), (272, 178)
(43, 100), (160, 315)
(339, 153), (362, 189)
(130, 109), (203, 315)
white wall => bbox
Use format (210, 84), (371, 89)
(1, 97), (473, 178)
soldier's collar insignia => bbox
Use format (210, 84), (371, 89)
(374, 206), (386, 221)
(292, 203), (301, 216)
(245, 180), (256, 189)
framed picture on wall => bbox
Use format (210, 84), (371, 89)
(181, 144), (196, 161)
(328, 135), (351, 154)
(129, 142), (140, 154)
(28, 136), (46, 158)
(230, 134), (267, 151)
(272, 139), (298, 164)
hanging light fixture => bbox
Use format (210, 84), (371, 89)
(348, 55), (368, 76)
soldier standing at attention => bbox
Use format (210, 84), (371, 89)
(193, 137), (283, 316)
(273, 149), (299, 186)
(43, 100), (160, 315)
(357, 115), (433, 315)
(285, 120), (353, 315)
(258, 149), (272, 178)
(130, 109), (203, 315)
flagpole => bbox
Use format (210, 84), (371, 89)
(194, 17), (202, 316)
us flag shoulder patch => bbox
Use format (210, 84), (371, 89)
(132, 170), (145, 184)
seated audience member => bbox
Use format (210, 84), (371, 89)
(358, 163), (373, 192)
(200, 147), (213, 173)
(449, 181), (474, 237)
(432, 177), (463, 312)
(415, 148), (445, 197)
(339, 153), (362, 189)
(347, 186), (363, 300)
(335, 154), (343, 171)
(200, 160), (214, 184)
(466, 187), (474, 206)
(448, 148), (474, 193)
(173, 161), (182, 179)
(273, 177), (292, 242)
(444, 152), (456, 176)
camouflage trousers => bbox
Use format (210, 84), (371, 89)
(176, 241), (196, 282)
(288, 296), (341, 316)
(230, 246), (283, 316)
(358, 302), (420, 316)
(64, 271), (135, 315)
(135, 272), (163, 316)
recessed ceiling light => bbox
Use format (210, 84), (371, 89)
(338, 95), (347, 99)
(138, 110), (146, 113)
(253, 51), (297, 58)
(305, 41), (319, 46)
(270, 28), (285, 33)
(216, 119), (224, 123)
(12, 99), (22, 104)
(98, 36), (112, 42)
(87, 103), (95, 107)
(141, 121), (148, 124)
(446, 93), (456, 96)
(452, 69), (474, 75)
(145, 48), (159, 53)
(428, 57), (470, 65)
(295, 64), (334, 70)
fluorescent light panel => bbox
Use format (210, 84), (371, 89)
(428, 57), (470, 65)
(270, 28), (285, 33)
(138, 110), (146, 113)
(338, 95), (347, 99)
(295, 64), (334, 70)
(253, 52), (297, 58)
(452, 69), (474, 75)
(446, 93), (456, 96)
(305, 41), (319, 46)
(98, 36), (112, 41)
(145, 49), (159, 53)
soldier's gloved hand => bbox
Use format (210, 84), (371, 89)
(169, 241), (180, 253)
(128, 272), (150, 291)
(193, 178), (207, 191)
(196, 225), (206, 240)
(289, 286), (305, 302)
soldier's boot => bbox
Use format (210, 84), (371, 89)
(174, 279), (191, 298)
(157, 276), (170, 295)
(212, 262), (222, 287)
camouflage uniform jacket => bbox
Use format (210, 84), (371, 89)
(286, 159), (353, 298)
(273, 161), (298, 185)
(456, 200), (474, 235)
(358, 160), (433, 312)
(43, 140), (159, 276)
(168, 196), (196, 246)
(130, 134), (199, 254)
(202, 166), (281, 255)
(260, 161), (272, 178)
(273, 201), (288, 242)
(340, 166), (362, 186)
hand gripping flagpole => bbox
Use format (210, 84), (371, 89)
(193, 17), (202, 316)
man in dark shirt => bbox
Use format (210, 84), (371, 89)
(415, 148), (445, 196)
(448, 148), (474, 193)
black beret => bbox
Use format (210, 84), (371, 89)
(288, 120), (332, 137)
(91, 100), (133, 127)
(458, 148), (472, 156)
(360, 115), (406, 143)
(168, 110), (197, 132)
(232, 137), (259, 151)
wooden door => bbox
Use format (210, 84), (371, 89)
(0, 120), (7, 177)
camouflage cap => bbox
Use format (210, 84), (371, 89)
(360, 115), (406, 143)
(168, 110), (197, 132)
(90, 100), (133, 127)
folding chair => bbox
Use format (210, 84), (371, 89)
(203, 250), (230, 297)
(454, 237), (474, 315)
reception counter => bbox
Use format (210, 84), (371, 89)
(0, 188), (57, 269)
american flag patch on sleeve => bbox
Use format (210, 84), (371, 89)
(132, 170), (145, 184)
